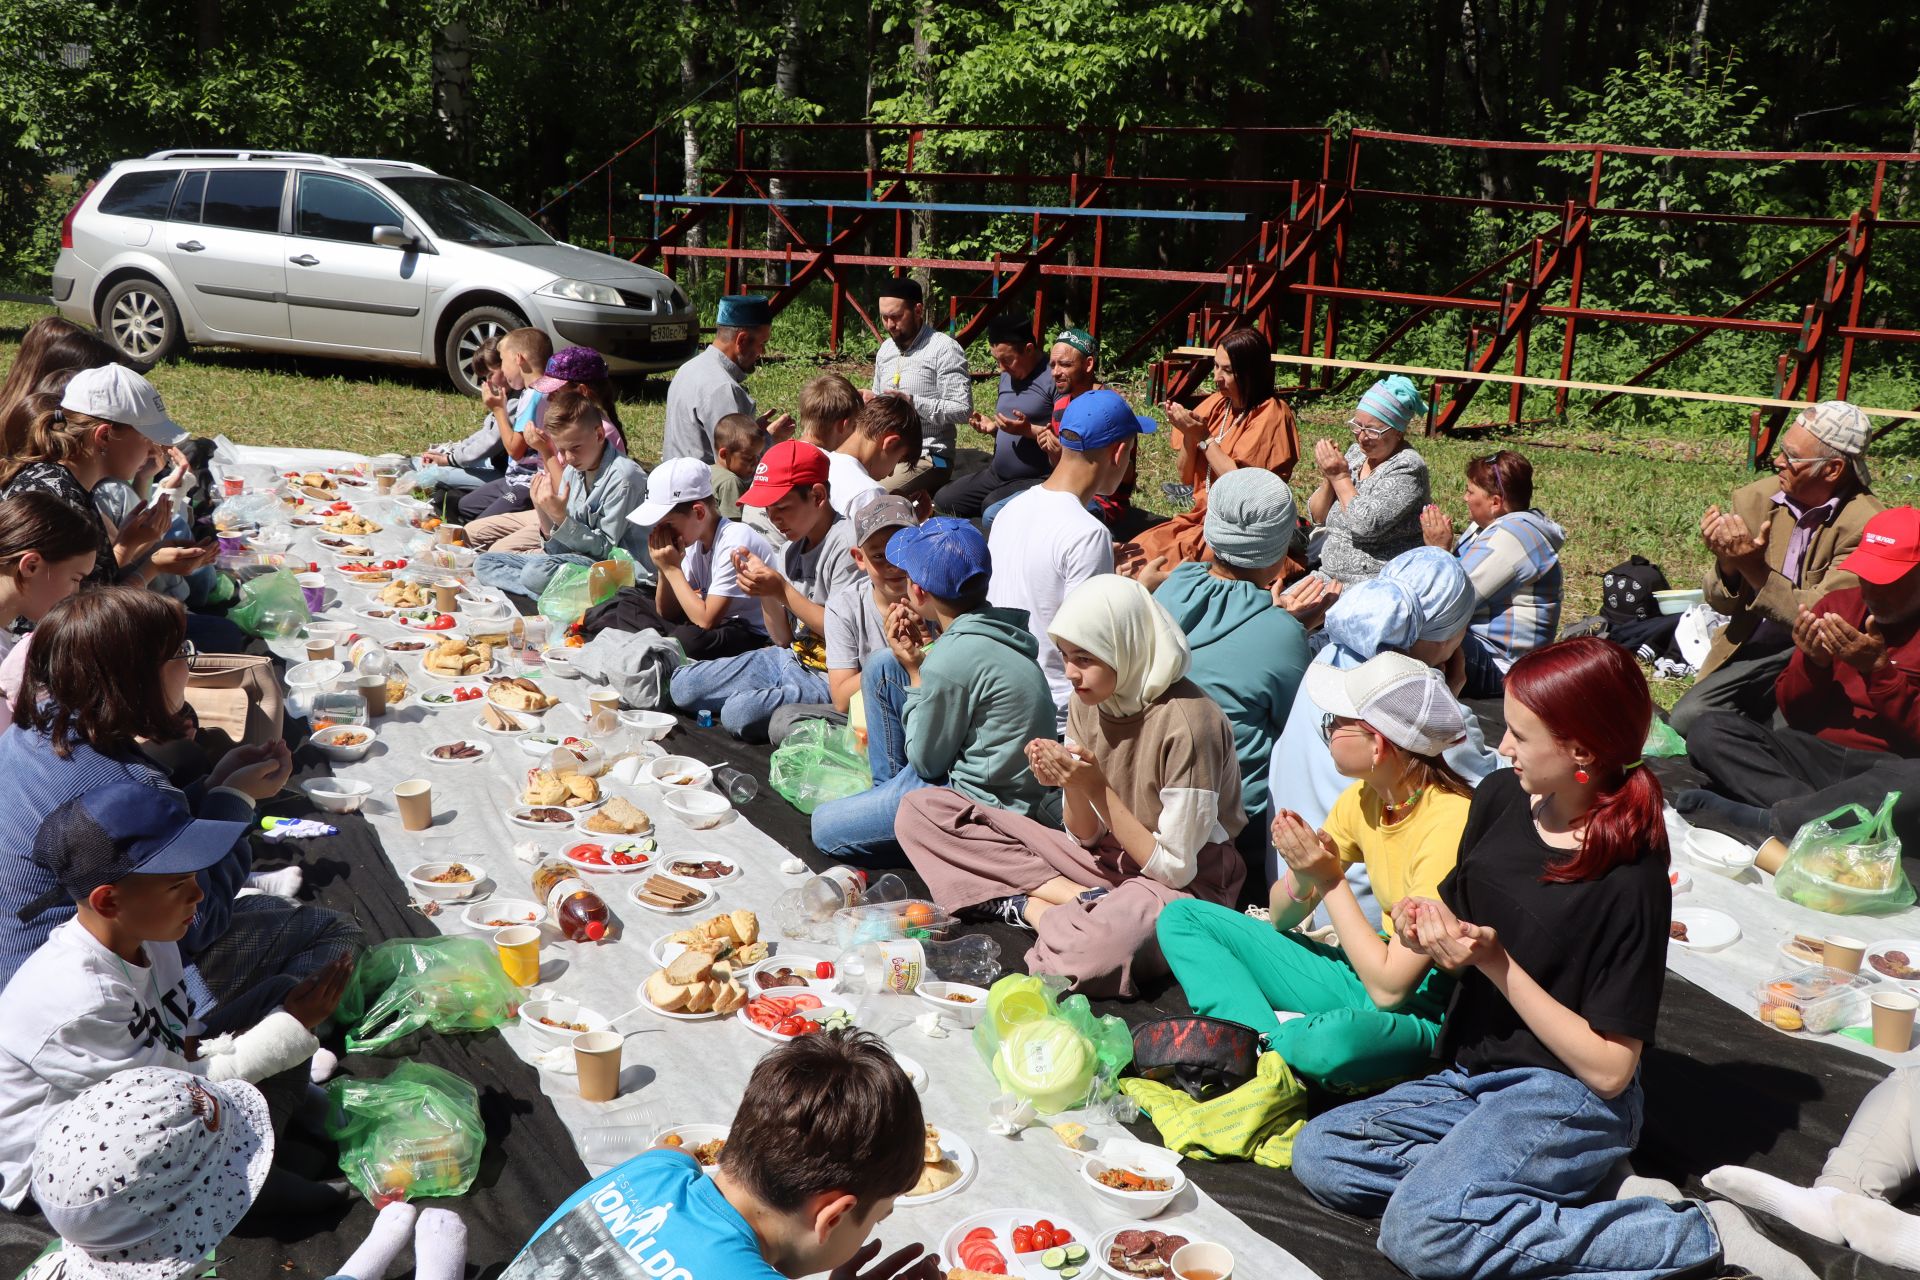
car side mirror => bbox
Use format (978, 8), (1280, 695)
(372, 225), (418, 251)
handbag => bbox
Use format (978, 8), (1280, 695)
(1129, 1015), (1265, 1101)
(184, 653), (283, 746)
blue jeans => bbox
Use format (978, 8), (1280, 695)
(412, 463), (495, 492)
(809, 650), (934, 865)
(669, 646), (830, 741)
(1461, 631), (1509, 699)
(1293, 1066), (1720, 1280)
(474, 549), (590, 599)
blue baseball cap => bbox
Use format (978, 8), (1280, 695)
(32, 780), (248, 901)
(887, 517), (991, 598)
(1058, 389), (1158, 452)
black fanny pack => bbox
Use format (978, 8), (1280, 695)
(1129, 1015), (1265, 1100)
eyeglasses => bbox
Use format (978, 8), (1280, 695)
(1318, 714), (1369, 745)
(1346, 418), (1393, 440)
(1773, 448), (1836, 472)
(171, 639), (197, 665)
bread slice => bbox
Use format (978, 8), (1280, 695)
(644, 970), (690, 1012)
(664, 950), (715, 985)
(684, 980), (719, 1014)
(711, 981), (747, 1015)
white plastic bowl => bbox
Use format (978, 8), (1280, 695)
(642, 756), (713, 792)
(619, 709), (675, 742)
(1080, 1154), (1187, 1219)
(406, 861), (484, 901)
(311, 725), (377, 762)
(1686, 828), (1758, 877)
(1654, 588), (1706, 616)
(284, 659), (346, 696)
(518, 997), (610, 1044)
(666, 789), (731, 830)
(541, 647), (581, 679)
(300, 778), (372, 813)
(916, 981), (989, 1028)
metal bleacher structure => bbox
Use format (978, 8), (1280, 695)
(535, 121), (1920, 461)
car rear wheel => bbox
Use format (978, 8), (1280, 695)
(442, 304), (527, 397)
(100, 278), (184, 365)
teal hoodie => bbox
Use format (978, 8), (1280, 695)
(901, 606), (1061, 826)
(1154, 561), (1309, 812)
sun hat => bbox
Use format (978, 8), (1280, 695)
(633, 456), (715, 526)
(1840, 506), (1920, 585)
(1205, 468), (1297, 569)
(32, 781), (248, 903)
(1057, 389), (1158, 453)
(60, 366), (186, 447)
(1797, 400), (1872, 486)
(34, 1067), (273, 1280)
(739, 440), (830, 509)
(1305, 650), (1468, 758)
(887, 517), (990, 599)
(531, 346), (610, 394)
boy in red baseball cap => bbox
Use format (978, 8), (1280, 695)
(668, 440), (867, 740)
(1680, 504), (1920, 857)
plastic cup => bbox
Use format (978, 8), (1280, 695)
(1873, 991), (1918, 1052)
(436, 524), (465, 546)
(296, 572), (327, 614)
(222, 476), (245, 497)
(713, 766), (757, 805)
(394, 779), (432, 831)
(494, 925), (542, 987)
(574, 1031), (623, 1102)
(1170, 1242), (1234, 1280)
(357, 672), (388, 718)
(1824, 935), (1868, 975)
(375, 474), (396, 494)
(305, 639), (336, 663)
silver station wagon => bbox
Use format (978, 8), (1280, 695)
(53, 150), (697, 395)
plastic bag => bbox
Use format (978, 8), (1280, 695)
(1642, 716), (1686, 759)
(325, 1061), (485, 1204)
(972, 974), (1133, 1115)
(769, 719), (872, 814)
(1775, 791), (1915, 916)
(537, 549), (637, 629)
(227, 568), (311, 638)
(337, 936), (522, 1052)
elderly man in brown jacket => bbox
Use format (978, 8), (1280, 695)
(1669, 400), (1882, 736)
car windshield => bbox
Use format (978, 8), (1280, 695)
(379, 176), (552, 248)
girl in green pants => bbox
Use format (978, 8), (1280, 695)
(1158, 651), (1474, 1093)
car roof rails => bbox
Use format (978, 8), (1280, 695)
(334, 158), (439, 174)
(143, 149), (341, 165)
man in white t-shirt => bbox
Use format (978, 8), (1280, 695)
(989, 389), (1157, 729)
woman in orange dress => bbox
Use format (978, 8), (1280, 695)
(1123, 327), (1299, 569)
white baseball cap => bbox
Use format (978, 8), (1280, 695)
(1305, 651), (1468, 758)
(33, 1067), (273, 1280)
(59, 365), (187, 447)
(633, 455), (716, 525)
(1796, 400), (1871, 487)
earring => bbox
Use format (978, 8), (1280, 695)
(1574, 767), (1590, 784)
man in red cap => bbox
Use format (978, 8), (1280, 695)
(667, 440), (866, 740)
(1679, 505), (1920, 853)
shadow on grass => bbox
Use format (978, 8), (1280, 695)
(162, 345), (670, 405)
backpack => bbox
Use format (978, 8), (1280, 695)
(1599, 556), (1669, 627)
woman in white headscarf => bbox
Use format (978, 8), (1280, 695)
(896, 575), (1247, 997)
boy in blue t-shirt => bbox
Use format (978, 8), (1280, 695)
(503, 1030), (937, 1280)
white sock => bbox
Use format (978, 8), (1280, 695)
(309, 1047), (340, 1084)
(247, 868), (303, 897)
(1701, 1166), (1843, 1245)
(1831, 1192), (1920, 1271)
(1705, 1200), (1818, 1280)
(336, 1201), (416, 1280)
(1617, 1174), (1683, 1203)
(414, 1207), (467, 1280)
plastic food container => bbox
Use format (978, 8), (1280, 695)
(832, 900), (959, 948)
(1755, 964), (1876, 1034)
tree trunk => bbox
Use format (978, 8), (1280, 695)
(681, 17), (705, 272)
(1688, 0), (1711, 77)
(194, 0), (220, 59)
(768, 1), (802, 254)
(431, 22), (474, 173)
(862, 5), (881, 260)
(1536, 0), (1567, 106)
(909, 0), (936, 294)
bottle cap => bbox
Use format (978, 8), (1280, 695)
(584, 921), (606, 941)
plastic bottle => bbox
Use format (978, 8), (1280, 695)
(774, 869), (908, 940)
(833, 934), (1002, 997)
(576, 1125), (656, 1166)
(530, 858), (610, 942)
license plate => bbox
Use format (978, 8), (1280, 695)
(652, 324), (688, 343)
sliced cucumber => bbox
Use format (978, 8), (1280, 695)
(1063, 1244), (1088, 1264)
(1060, 1269), (1081, 1279)
(1040, 1247), (1067, 1269)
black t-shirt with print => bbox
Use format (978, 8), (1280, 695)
(1437, 769), (1671, 1077)
(0, 462), (116, 585)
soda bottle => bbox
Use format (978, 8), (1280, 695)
(530, 858), (610, 942)
(833, 935), (1002, 997)
(774, 869), (908, 940)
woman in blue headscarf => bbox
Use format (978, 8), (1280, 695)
(1264, 547), (1504, 908)
(1308, 376), (1432, 583)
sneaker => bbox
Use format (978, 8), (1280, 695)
(960, 895), (1034, 931)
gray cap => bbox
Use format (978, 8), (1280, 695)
(1204, 468), (1297, 569)
(850, 493), (918, 546)
(1798, 401), (1872, 487)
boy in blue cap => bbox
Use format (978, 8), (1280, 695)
(988, 387), (1156, 730)
(0, 781), (349, 1208)
(810, 517), (1058, 865)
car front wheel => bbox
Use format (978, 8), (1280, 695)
(100, 278), (184, 365)
(442, 304), (528, 397)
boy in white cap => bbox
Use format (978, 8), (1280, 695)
(1672, 399), (1882, 736)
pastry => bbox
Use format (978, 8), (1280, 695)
(381, 580), (430, 608)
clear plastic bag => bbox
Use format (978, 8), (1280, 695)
(325, 1061), (485, 1204)
(768, 719), (872, 814)
(1775, 791), (1915, 916)
(971, 974), (1133, 1115)
(228, 568), (311, 638)
(337, 936), (522, 1052)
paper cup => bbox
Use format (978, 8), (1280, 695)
(1873, 991), (1918, 1053)
(394, 779), (433, 831)
(1824, 935), (1868, 975)
(1170, 1242), (1233, 1280)
(574, 1030), (623, 1102)
(432, 582), (460, 613)
(588, 690), (621, 716)
(305, 639), (337, 663)
(495, 924), (541, 987)
(357, 673), (388, 718)
(296, 572), (327, 614)
(375, 474), (396, 494)
(436, 524), (466, 546)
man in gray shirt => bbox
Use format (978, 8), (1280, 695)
(867, 277), (970, 497)
(662, 294), (789, 463)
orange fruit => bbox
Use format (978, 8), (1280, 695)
(903, 902), (934, 928)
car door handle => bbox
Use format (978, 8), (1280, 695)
(175, 240), (204, 252)
(290, 254), (320, 267)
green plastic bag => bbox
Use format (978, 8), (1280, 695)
(1775, 791), (1916, 916)
(536, 549), (637, 628)
(972, 974), (1133, 1114)
(1642, 716), (1686, 758)
(769, 718), (872, 814)
(325, 1061), (484, 1204)
(227, 568), (310, 638)
(337, 936), (522, 1052)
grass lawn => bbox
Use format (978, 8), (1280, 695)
(9, 297), (1918, 708)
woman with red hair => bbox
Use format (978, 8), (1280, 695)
(1290, 637), (1797, 1280)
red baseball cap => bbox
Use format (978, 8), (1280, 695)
(740, 440), (830, 508)
(1841, 506), (1920, 585)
